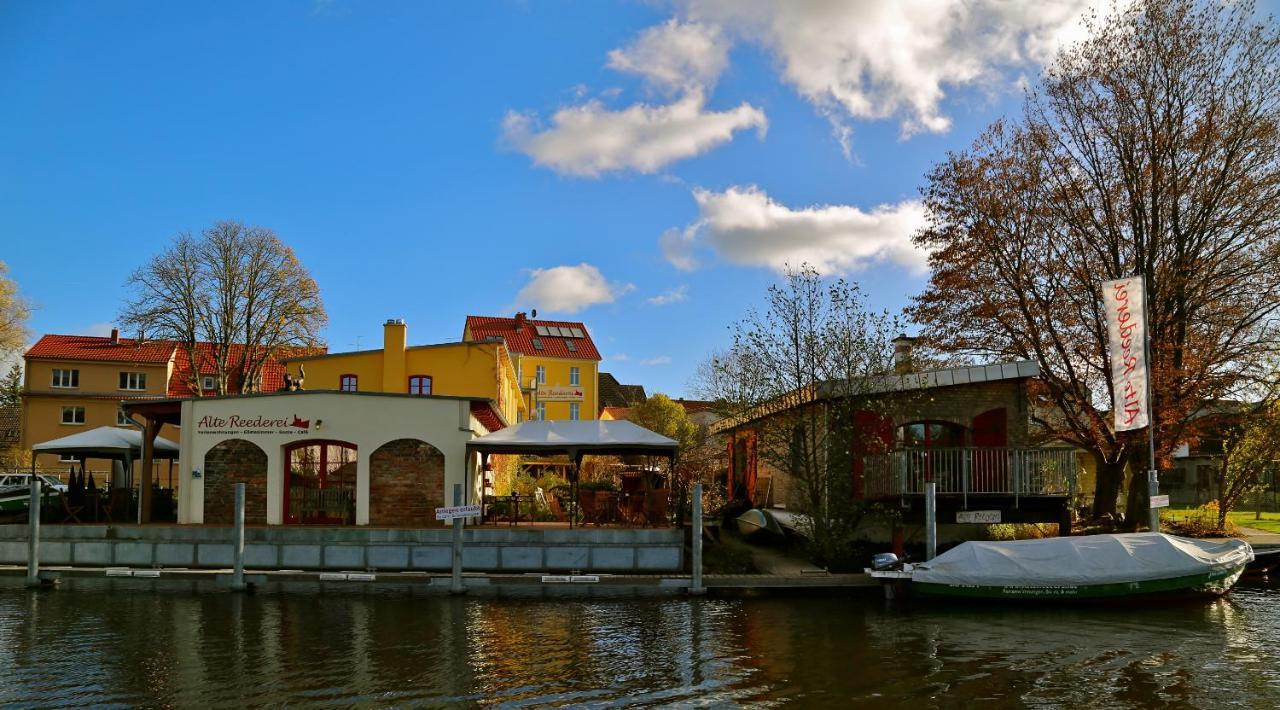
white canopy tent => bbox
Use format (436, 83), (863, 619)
(32, 426), (180, 523)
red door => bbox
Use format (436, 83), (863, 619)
(971, 408), (1008, 491)
(852, 411), (893, 499)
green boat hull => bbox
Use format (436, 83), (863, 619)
(914, 565), (1247, 600)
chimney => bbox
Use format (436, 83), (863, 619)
(382, 319), (407, 392)
(892, 335), (918, 374)
(513, 312), (526, 331)
(110, 328), (120, 344)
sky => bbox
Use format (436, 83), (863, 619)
(4, 0), (1276, 397)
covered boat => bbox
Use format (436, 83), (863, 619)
(735, 508), (784, 542)
(909, 533), (1253, 600)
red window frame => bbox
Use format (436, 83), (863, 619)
(339, 374), (358, 392)
(408, 375), (432, 396)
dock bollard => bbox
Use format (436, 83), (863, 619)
(450, 484), (464, 594)
(26, 477), (40, 588)
(691, 483), (705, 595)
(231, 482), (246, 591)
(925, 481), (937, 562)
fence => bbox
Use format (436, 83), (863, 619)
(864, 447), (1079, 506)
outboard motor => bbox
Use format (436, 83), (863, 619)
(871, 552), (902, 572)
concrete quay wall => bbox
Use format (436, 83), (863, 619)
(0, 525), (685, 573)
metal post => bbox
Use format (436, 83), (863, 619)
(26, 475), (40, 588)
(231, 482), (246, 591)
(450, 483), (464, 594)
(691, 483), (705, 595)
(1148, 469), (1160, 533)
(925, 481), (937, 562)
(1140, 275), (1160, 533)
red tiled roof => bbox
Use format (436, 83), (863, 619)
(470, 400), (506, 432)
(168, 343), (309, 397)
(26, 334), (176, 364)
(464, 315), (601, 360)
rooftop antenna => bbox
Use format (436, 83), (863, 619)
(531, 308), (537, 318)
(351, 335), (363, 350)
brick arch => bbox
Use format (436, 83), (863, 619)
(203, 438), (268, 525)
(369, 438), (445, 527)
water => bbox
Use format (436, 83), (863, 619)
(1, 581), (1278, 707)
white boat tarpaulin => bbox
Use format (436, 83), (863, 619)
(1102, 276), (1150, 432)
(913, 533), (1253, 587)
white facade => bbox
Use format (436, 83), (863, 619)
(176, 392), (489, 525)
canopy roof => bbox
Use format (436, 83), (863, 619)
(32, 426), (180, 460)
(913, 532), (1253, 587)
(466, 420), (678, 458)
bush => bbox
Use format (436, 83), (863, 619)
(1165, 500), (1236, 537)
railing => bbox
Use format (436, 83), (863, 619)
(863, 447), (1078, 506)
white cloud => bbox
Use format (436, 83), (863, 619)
(502, 92), (766, 177)
(665, 185), (930, 275)
(678, 0), (1101, 138)
(646, 285), (688, 306)
(609, 353), (629, 362)
(513, 263), (635, 314)
(640, 355), (673, 366)
(607, 19), (729, 94)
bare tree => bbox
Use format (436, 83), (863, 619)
(0, 261), (31, 356)
(122, 221), (327, 395)
(911, 0), (1280, 523)
(696, 265), (899, 566)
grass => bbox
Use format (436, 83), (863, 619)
(1163, 507), (1280, 534)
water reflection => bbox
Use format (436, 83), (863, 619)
(0, 580), (1277, 707)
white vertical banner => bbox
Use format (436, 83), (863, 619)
(1102, 277), (1150, 431)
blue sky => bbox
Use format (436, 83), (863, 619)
(4, 1), (1274, 396)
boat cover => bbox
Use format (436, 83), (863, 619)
(913, 533), (1253, 587)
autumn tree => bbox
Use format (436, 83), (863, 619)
(910, 0), (1280, 523)
(122, 221), (327, 395)
(697, 265), (899, 566)
(1215, 399), (1280, 529)
(0, 363), (20, 407)
(0, 261), (31, 356)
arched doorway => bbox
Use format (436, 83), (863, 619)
(284, 440), (357, 525)
(203, 439), (268, 524)
(368, 438), (446, 527)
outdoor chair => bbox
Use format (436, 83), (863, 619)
(59, 492), (84, 524)
(577, 489), (599, 526)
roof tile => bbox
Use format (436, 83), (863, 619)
(465, 315), (601, 361)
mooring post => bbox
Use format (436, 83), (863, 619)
(231, 482), (246, 591)
(925, 481), (937, 562)
(26, 476), (40, 588)
(1148, 469), (1160, 533)
(691, 483), (705, 595)
(450, 483), (464, 594)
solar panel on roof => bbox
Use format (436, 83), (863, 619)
(570, 327), (584, 338)
(536, 325), (550, 336)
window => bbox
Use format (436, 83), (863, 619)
(119, 372), (147, 391)
(51, 369), (79, 388)
(569, 367), (580, 386)
(340, 374), (358, 392)
(408, 375), (432, 395)
(536, 365), (546, 384)
(536, 402), (546, 420)
(897, 421), (966, 449)
(569, 403), (580, 421)
(117, 409), (132, 426)
(532, 337), (544, 351)
(202, 376), (215, 390)
(565, 340), (577, 353)
(61, 406), (85, 425)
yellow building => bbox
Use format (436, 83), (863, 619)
(463, 314), (600, 421)
(282, 319), (525, 426)
(283, 314), (601, 423)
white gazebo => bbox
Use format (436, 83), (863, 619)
(32, 426), (180, 523)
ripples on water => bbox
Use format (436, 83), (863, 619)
(0, 580), (1277, 708)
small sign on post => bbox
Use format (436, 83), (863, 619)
(1149, 494), (1170, 509)
(435, 504), (482, 521)
(956, 510), (1002, 524)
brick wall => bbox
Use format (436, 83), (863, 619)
(369, 438), (445, 527)
(203, 438), (268, 525)
(871, 380), (1030, 446)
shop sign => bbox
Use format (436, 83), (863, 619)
(956, 510), (1001, 524)
(1149, 495), (1170, 509)
(537, 385), (584, 401)
(196, 413), (312, 435)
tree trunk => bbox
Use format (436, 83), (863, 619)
(1124, 466), (1151, 531)
(1092, 453), (1126, 519)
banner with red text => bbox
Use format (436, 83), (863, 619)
(1102, 277), (1150, 431)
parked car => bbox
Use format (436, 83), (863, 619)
(0, 473), (69, 494)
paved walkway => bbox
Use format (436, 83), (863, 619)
(1236, 527), (1280, 547)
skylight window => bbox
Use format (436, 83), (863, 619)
(532, 337), (544, 350)
(565, 339), (577, 352)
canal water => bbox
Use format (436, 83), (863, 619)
(1, 580), (1277, 707)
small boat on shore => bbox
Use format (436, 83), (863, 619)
(872, 533), (1253, 601)
(735, 508), (784, 542)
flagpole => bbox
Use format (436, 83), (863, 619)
(1141, 277), (1159, 533)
